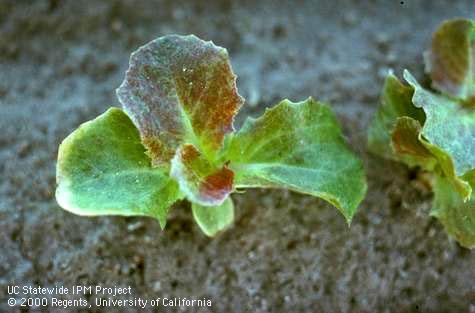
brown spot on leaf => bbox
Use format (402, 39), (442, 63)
(200, 165), (234, 203)
(392, 117), (432, 157)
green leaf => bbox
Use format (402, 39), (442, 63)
(425, 19), (475, 104)
(367, 72), (425, 160)
(56, 108), (181, 228)
(226, 98), (367, 223)
(116, 35), (244, 166)
(170, 144), (234, 206)
(419, 138), (472, 201)
(404, 71), (475, 178)
(432, 173), (475, 248)
(192, 197), (234, 236)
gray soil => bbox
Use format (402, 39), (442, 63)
(1, 1), (475, 312)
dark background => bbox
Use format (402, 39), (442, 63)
(1, 1), (475, 312)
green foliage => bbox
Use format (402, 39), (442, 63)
(432, 174), (475, 248)
(56, 34), (367, 236)
(368, 19), (475, 248)
(226, 98), (366, 223)
(192, 198), (234, 237)
(56, 108), (181, 229)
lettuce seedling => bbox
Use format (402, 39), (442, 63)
(56, 35), (367, 236)
(368, 19), (475, 248)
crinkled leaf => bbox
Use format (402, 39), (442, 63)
(370, 71), (472, 199)
(432, 173), (475, 248)
(192, 197), (234, 236)
(170, 144), (234, 206)
(56, 108), (181, 228)
(368, 72), (425, 160)
(404, 71), (475, 178)
(425, 19), (475, 103)
(368, 20), (475, 247)
(392, 115), (470, 198)
(116, 35), (243, 166)
(226, 98), (367, 223)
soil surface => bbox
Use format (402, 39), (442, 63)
(1, 1), (475, 312)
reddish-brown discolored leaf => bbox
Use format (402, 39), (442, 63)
(117, 35), (243, 166)
(426, 19), (475, 103)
